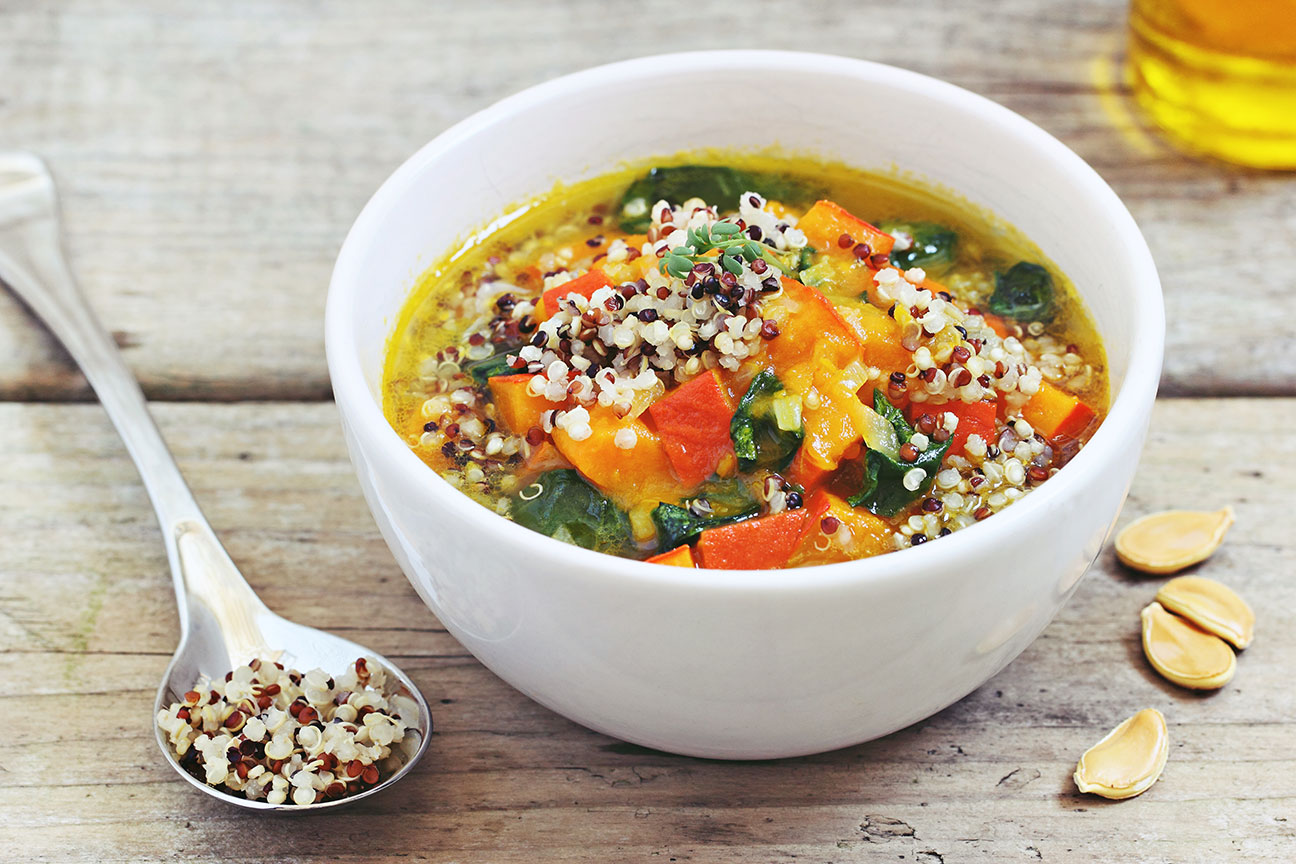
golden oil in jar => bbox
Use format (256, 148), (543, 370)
(1128, 0), (1296, 168)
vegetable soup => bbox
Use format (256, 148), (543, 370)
(382, 155), (1108, 569)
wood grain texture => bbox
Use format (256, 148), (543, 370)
(1, 399), (1292, 862)
(0, 0), (1293, 401)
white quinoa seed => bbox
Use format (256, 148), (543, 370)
(613, 427), (638, 450)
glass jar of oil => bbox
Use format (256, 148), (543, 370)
(1128, 0), (1296, 168)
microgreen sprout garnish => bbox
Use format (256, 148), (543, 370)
(659, 221), (787, 279)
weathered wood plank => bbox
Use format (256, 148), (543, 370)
(0, 399), (1292, 861)
(0, 0), (1292, 401)
(1, 797), (1292, 864)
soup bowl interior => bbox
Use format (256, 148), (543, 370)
(327, 51), (1163, 759)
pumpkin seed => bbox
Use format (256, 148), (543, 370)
(1073, 708), (1168, 800)
(1155, 575), (1254, 650)
(1140, 602), (1236, 690)
(1115, 507), (1234, 574)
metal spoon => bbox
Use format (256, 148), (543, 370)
(0, 152), (430, 811)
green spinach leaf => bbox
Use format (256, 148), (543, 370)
(847, 391), (951, 518)
(651, 501), (760, 552)
(730, 369), (803, 471)
(696, 479), (761, 518)
(871, 386), (911, 434)
(794, 245), (817, 273)
(618, 165), (821, 231)
(465, 351), (516, 386)
(988, 261), (1055, 323)
(512, 469), (632, 554)
(650, 480), (761, 551)
(798, 257), (834, 288)
(881, 221), (959, 275)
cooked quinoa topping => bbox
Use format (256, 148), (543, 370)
(505, 193), (801, 442)
(156, 657), (418, 805)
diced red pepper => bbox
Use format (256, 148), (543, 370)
(646, 545), (697, 568)
(538, 269), (611, 319)
(696, 509), (811, 570)
(646, 369), (735, 487)
(910, 399), (999, 459)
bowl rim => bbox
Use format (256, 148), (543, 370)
(326, 49), (1164, 593)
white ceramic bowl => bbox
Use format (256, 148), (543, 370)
(326, 51), (1164, 759)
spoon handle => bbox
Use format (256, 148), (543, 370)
(0, 153), (267, 644)
(0, 154), (202, 523)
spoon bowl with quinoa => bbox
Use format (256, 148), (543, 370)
(0, 151), (432, 811)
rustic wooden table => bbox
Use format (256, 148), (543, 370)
(2, 2), (1293, 862)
